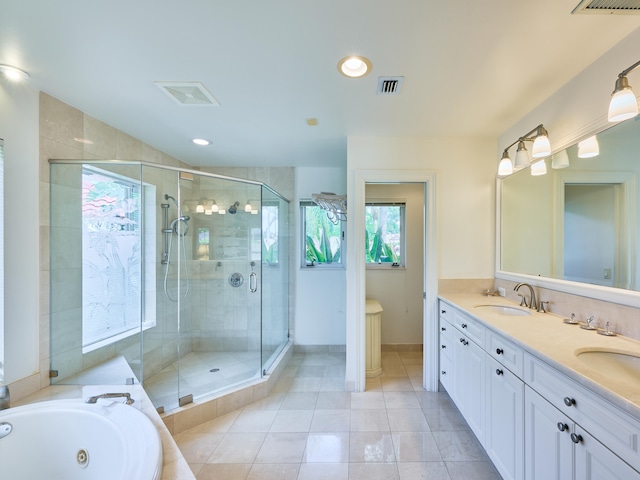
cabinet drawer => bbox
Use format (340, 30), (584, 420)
(525, 353), (640, 472)
(452, 309), (485, 348)
(487, 330), (523, 378)
(439, 300), (452, 322)
(439, 323), (454, 360)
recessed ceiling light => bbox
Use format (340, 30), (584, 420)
(0, 64), (29, 82)
(192, 138), (211, 146)
(337, 56), (372, 78)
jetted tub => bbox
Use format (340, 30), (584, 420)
(0, 398), (162, 480)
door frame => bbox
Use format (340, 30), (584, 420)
(346, 169), (438, 392)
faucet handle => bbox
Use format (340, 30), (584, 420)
(537, 301), (549, 313)
(516, 293), (528, 307)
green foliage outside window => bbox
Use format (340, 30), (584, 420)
(304, 205), (342, 264)
(365, 205), (402, 264)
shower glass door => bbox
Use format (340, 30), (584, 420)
(166, 172), (263, 406)
(261, 186), (290, 372)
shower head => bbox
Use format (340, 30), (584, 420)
(228, 201), (240, 214)
(164, 194), (179, 208)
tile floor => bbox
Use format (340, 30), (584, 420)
(173, 350), (502, 480)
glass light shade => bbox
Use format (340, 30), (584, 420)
(211, 204), (219, 212)
(196, 204), (205, 213)
(551, 150), (570, 169)
(218, 209), (226, 215)
(498, 156), (513, 176)
(251, 209), (259, 215)
(204, 209), (212, 215)
(578, 136), (599, 158)
(530, 158), (547, 176)
(244, 203), (252, 212)
(514, 144), (530, 169)
(531, 135), (551, 158)
(608, 88), (638, 122)
(192, 138), (211, 146)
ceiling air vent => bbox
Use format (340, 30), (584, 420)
(572, 0), (640, 14)
(376, 76), (404, 95)
(155, 81), (220, 106)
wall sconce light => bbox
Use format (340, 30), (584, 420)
(197, 199), (219, 214)
(608, 59), (640, 122)
(577, 135), (599, 158)
(530, 158), (547, 176)
(244, 201), (252, 212)
(498, 124), (551, 176)
(551, 150), (570, 169)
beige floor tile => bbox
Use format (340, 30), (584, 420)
(387, 409), (430, 432)
(195, 463), (251, 480)
(432, 430), (489, 462)
(304, 432), (350, 463)
(269, 409), (314, 432)
(397, 461), (451, 480)
(349, 432), (396, 463)
(392, 432), (442, 462)
(445, 461), (502, 480)
(281, 392), (318, 410)
(207, 433), (266, 464)
(383, 391), (420, 409)
(229, 409), (277, 432)
(350, 409), (391, 432)
(255, 432), (308, 463)
(174, 432), (224, 463)
(351, 391), (385, 409)
(310, 409), (350, 432)
(246, 463), (300, 480)
(316, 391), (351, 410)
(297, 463), (349, 480)
(348, 462), (400, 480)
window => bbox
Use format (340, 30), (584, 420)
(81, 167), (154, 353)
(301, 201), (344, 267)
(365, 202), (405, 266)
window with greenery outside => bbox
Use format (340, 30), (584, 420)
(303, 203), (342, 265)
(365, 204), (403, 264)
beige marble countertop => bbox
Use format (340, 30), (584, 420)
(439, 293), (640, 419)
(13, 384), (195, 480)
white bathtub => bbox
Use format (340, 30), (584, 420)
(0, 398), (163, 480)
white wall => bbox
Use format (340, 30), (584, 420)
(365, 183), (424, 345)
(294, 167), (347, 345)
(0, 80), (40, 384)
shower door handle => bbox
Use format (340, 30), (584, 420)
(250, 272), (257, 293)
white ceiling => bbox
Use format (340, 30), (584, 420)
(2, 0), (638, 167)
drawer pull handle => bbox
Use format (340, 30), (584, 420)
(496, 348), (504, 355)
(564, 397), (576, 407)
(570, 433), (583, 444)
(496, 369), (503, 376)
(441, 327), (446, 331)
(557, 422), (568, 432)
(441, 371), (446, 375)
(460, 338), (465, 343)
(441, 310), (446, 314)
(461, 323), (468, 329)
(441, 345), (446, 349)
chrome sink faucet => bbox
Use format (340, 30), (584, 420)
(514, 283), (537, 310)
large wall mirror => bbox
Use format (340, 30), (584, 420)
(498, 116), (640, 302)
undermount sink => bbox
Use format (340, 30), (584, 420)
(575, 349), (640, 382)
(474, 304), (531, 316)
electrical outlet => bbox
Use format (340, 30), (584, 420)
(604, 268), (611, 279)
(498, 287), (506, 297)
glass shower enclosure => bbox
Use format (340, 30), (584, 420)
(49, 160), (290, 412)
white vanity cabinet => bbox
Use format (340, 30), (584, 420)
(525, 385), (640, 480)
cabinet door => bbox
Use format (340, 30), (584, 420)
(524, 387), (573, 480)
(574, 425), (640, 480)
(454, 335), (485, 441)
(485, 355), (524, 480)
